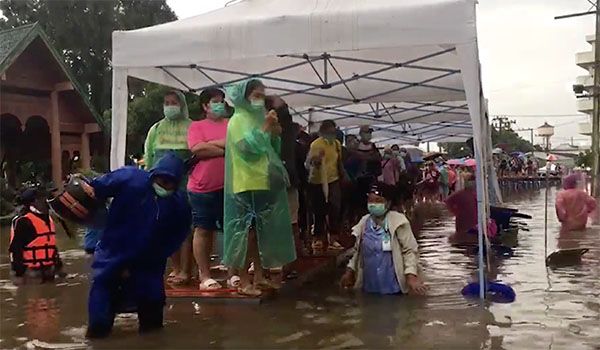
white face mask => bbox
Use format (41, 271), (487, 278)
(30, 206), (42, 214)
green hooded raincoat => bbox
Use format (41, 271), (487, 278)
(143, 91), (192, 188)
(222, 80), (296, 269)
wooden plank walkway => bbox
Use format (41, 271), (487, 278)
(165, 249), (352, 304)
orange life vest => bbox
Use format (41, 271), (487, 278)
(10, 213), (57, 268)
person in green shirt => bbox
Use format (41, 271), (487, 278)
(144, 90), (193, 285)
(223, 79), (296, 296)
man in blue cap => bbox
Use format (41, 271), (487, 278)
(85, 152), (191, 338)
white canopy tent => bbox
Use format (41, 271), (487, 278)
(110, 0), (492, 298)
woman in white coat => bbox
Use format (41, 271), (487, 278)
(341, 183), (427, 295)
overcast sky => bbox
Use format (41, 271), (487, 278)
(167, 0), (593, 146)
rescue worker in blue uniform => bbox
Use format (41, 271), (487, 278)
(85, 152), (191, 338)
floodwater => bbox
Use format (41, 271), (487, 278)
(1, 187), (599, 349)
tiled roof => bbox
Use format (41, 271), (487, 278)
(0, 23), (102, 125)
(0, 23), (37, 71)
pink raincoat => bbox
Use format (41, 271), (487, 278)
(555, 174), (596, 232)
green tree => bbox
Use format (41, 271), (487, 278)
(0, 0), (177, 113)
(440, 125), (534, 158)
(576, 151), (593, 168)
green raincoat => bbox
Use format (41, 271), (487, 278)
(223, 79), (296, 269)
(143, 91), (192, 188)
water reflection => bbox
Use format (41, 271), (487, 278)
(0, 187), (598, 349)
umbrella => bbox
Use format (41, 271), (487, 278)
(446, 159), (465, 166)
(398, 145), (424, 163)
(546, 154), (558, 162)
(400, 145), (424, 161)
(423, 152), (444, 161)
(464, 158), (476, 167)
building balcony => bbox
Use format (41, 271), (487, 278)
(576, 75), (593, 88)
(585, 34), (595, 45)
(577, 98), (593, 113)
(576, 50), (594, 70)
(579, 121), (592, 136)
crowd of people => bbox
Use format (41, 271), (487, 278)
(494, 153), (565, 179)
(6, 78), (512, 338)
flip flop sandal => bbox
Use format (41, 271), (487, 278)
(328, 241), (345, 251)
(311, 240), (324, 253)
(237, 285), (262, 297)
(166, 272), (178, 282)
(227, 275), (241, 288)
(170, 275), (191, 286)
(199, 278), (221, 291)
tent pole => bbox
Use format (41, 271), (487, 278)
(110, 67), (129, 170)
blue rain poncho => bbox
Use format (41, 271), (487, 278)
(222, 79), (296, 269)
(88, 153), (191, 328)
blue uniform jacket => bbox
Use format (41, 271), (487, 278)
(89, 153), (191, 301)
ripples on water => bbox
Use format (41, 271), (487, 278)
(0, 187), (598, 349)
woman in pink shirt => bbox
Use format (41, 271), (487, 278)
(187, 88), (233, 291)
(555, 174), (596, 232)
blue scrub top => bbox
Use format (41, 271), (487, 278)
(361, 217), (401, 295)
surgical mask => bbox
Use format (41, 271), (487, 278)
(392, 150), (400, 157)
(250, 98), (265, 111)
(400, 151), (407, 157)
(209, 102), (227, 118)
(367, 203), (387, 217)
(152, 183), (174, 198)
(383, 153), (392, 159)
(360, 132), (372, 142)
(164, 105), (181, 120)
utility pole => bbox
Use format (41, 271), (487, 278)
(492, 115), (516, 132)
(515, 127), (534, 145)
(593, 1), (600, 197)
(556, 1), (599, 197)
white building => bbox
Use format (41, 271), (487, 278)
(576, 34), (594, 136)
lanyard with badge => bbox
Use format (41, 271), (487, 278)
(372, 217), (392, 252)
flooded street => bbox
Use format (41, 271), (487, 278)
(1, 187), (599, 349)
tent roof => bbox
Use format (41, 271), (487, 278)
(111, 0), (483, 149)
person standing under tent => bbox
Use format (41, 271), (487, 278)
(343, 134), (363, 227)
(379, 146), (401, 186)
(295, 126), (312, 251)
(447, 165), (457, 194)
(396, 147), (418, 214)
(223, 79), (296, 296)
(144, 90), (193, 286)
(306, 120), (345, 253)
(555, 174), (597, 233)
(420, 161), (440, 202)
(265, 95), (304, 273)
(86, 153), (191, 338)
(187, 88), (235, 291)
(340, 183), (427, 295)
(438, 160), (450, 201)
(390, 144), (406, 173)
(355, 125), (382, 213)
